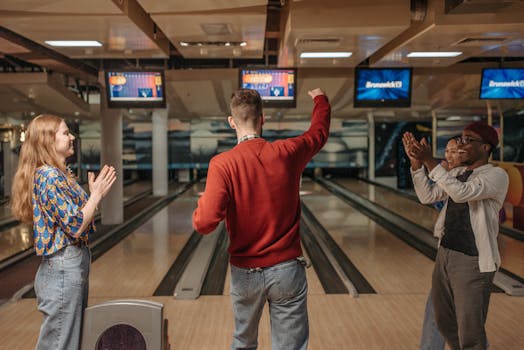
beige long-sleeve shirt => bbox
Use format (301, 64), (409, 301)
(411, 163), (509, 272)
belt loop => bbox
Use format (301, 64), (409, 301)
(296, 256), (311, 268)
(247, 267), (263, 274)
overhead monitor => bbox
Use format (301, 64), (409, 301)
(479, 68), (524, 99)
(354, 67), (412, 108)
(239, 68), (297, 108)
(105, 70), (166, 108)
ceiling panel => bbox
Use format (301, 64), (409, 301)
(280, 0), (411, 68)
(152, 7), (267, 59)
(376, 23), (524, 67)
(0, 37), (31, 54)
(373, 2), (524, 67)
(165, 69), (236, 119)
(0, 13), (166, 58)
(0, 73), (90, 117)
(0, 0), (121, 13)
(0, 1), (523, 121)
(137, 0), (266, 13)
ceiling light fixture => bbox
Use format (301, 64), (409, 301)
(179, 41), (247, 47)
(407, 51), (462, 58)
(300, 52), (352, 58)
(45, 40), (102, 47)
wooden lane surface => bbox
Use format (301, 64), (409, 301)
(2, 293), (523, 349)
(0, 180), (153, 263)
(0, 224), (32, 262)
(0, 204), (12, 221)
(1, 178), (522, 349)
(301, 181), (434, 294)
(90, 180), (326, 298)
(336, 179), (524, 278)
(121, 180), (152, 201)
(88, 182), (203, 298)
(335, 179), (439, 231)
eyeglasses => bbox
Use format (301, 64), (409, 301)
(455, 136), (485, 145)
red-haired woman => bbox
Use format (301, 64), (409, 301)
(11, 114), (116, 350)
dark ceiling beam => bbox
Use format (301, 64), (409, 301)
(0, 26), (98, 80)
(366, 0), (434, 67)
(0, 54), (42, 72)
(264, 0), (284, 64)
(111, 0), (178, 58)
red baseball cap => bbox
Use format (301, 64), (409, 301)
(463, 122), (499, 148)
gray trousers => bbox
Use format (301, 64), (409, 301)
(432, 247), (494, 350)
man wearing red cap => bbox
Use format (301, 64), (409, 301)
(402, 121), (508, 350)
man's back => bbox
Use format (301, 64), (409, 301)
(193, 94), (330, 268)
(193, 88), (330, 350)
(211, 137), (307, 268)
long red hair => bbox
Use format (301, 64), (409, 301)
(11, 114), (68, 223)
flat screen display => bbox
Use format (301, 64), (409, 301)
(480, 68), (524, 99)
(239, 68), (297, 108)
(105, 70), (166, 108)
(354, 67), (412, 108)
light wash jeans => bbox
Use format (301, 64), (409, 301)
(420, 291), (445, 350)
(34, 245), (90, 350)
(230, 258), (308, 350)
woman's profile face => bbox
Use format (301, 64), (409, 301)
(444, 139), (460, 168)
(54, 121), (75, 159)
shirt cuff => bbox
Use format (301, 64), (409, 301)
(68, 209), (85, 237)
(410, 167), (426, 176)
(428, 164), (447, 182)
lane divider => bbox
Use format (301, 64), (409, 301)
(318, 177), (524, 297)
(301, 201), (376, 296)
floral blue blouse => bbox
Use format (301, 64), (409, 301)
(32, 165), (95, 256)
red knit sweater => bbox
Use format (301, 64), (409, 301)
(192, 95), (331, 268)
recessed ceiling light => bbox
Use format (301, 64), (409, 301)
(407, 51), (462, 58)
(45, 40), (102, 47)
(178, 41), (247, 47)
(300, 52), (352, 58)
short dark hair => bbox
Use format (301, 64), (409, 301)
(230, 89), (263, 123)
(447, 135), (461, 144)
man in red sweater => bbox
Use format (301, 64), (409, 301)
(193, 87), (330, 350)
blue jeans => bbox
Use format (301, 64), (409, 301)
(230, 258), (308, 350)
(420, 291), (445, 350)
(34, 245), (90, 350)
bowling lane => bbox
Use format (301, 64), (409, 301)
(335, 179), (439, 231)
(0, 224), (32, 262)
(336, 179), (524, 278)
(88, 182), (201, 298)
(0, 202), (12, 221)
(89, 180), (326, 298)
(122, 180), (152, 201)
(301, 180), (434, 295)
(0, 180), (152, 263)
